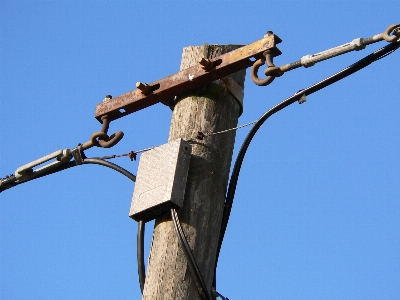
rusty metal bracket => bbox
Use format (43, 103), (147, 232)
(94, 33), (282, 122)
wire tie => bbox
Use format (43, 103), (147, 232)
(298, 93), (307, 104)
(128, 151), (137, 161)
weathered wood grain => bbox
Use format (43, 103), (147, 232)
(142, 44), (246, 300)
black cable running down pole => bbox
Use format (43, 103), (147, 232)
(137, 220), (146, 294)
(214, 40), (400, 285)
(171, 208), (212, 300)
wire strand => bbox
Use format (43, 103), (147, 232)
(203, 120), (258, 137)
(92, 120), (259, 162)
(0, 154), (146, 294)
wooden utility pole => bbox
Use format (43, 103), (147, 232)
(142, 44), (246, 299)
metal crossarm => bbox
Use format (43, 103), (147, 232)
(94, 32), (282, 122)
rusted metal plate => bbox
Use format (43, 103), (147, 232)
(95, 33), (281, 122)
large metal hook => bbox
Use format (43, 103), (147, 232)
(251, 50), (283, 86)
(81, 115), (124, 150)
(97, 115), (124, 148)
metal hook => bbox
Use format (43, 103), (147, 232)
(250, 58), (276, 86)
(81, 115), (124, 151)
(251, 50), (285, 86)
(97, 115), (124, 148)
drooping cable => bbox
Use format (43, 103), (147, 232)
(0, 157), (137, 191)
(2, 40), (398, 299)
(214, 40), (400, 286)
(82, 158), (137, 181)
(171, 208), (212, 300)
(0, 154), (146, 295)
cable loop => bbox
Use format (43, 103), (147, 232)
(214, 40), (400, 294)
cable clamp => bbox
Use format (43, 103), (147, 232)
(298, 93), (307, 104)
(71, 145), (85, 165)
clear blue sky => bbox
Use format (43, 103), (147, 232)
(1, 1), (399, 299)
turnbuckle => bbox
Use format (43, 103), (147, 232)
(250, 24), (400, 87)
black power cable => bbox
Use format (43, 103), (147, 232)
(2, 40), (398, 299)
(213, 40), (400, 289)
(0, 155), (146, 295)
(0, 157), (136, 191)
(171, 208), (212, 300)
(137, 220), (146, 294)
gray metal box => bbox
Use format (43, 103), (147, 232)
(129, 138), (192, 222)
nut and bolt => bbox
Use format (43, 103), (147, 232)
(198, 57), (214, 71)
(103, 95), (112, 102)
(136, 82), (152, 95)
